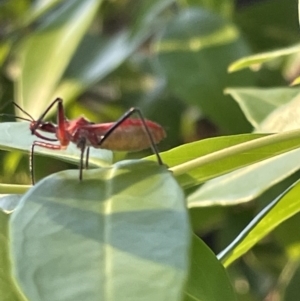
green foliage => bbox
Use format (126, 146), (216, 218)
(1, 0), (300, 300)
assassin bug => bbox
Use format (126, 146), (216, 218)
(11, 98), (166, 184)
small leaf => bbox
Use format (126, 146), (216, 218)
(260, 93), (300, 132)
(218, 180), (300, 267)
(228, 44), (300, 72)
(10, 161), (190, 301)
(225, 87), (300, 129)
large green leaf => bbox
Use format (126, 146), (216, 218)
(155, 8), (253, 133)
(16, 0), (102, 116)
(0, 197), (25, 301)
(10, 161), (190, 301)
(218, 180), (300, 267)
(226, 87), (300, 129)
(183, 235), (236, 301)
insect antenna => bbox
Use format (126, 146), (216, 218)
(0, 113), (32, 122)
(12, 102), (35, 121)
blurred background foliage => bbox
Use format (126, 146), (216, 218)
(0, 0), (300, 300)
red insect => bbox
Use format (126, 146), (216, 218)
(12, 98), (166, 184)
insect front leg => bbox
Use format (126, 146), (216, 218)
(31, 98), (63, 134)
(30, 141), (63, 185)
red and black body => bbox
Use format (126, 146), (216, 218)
(15, 98), (166, 184)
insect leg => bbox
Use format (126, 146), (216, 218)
(30, 141), (62, 185)
(32, 97), (69, 150)
(98, 107), (164, 165)
(31, 98), (63, 134)
(77, 137), (87, 181)
(85, 147), (90, 170)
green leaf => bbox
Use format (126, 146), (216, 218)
(0, 122), (113, 167)
(228, 44), (300, 73)
(259, 93), (300, 132)
(226, 87), (300, 129)
(183, 235), (236, 301)
(187, 149), (300, 207)
(0, 204), (25, 301)
(10, 161), (190, 301)
(218, 180), (300, 267)
(16, 0), (103, 116)
(155, 8), (253, 133)
(152, 131), (300, 188)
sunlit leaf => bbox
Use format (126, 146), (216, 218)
(228, 44), (300, 72)
(259, 92), (300, 132)
(16, 0), (103, 116)
(226, 87), (300, 129)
